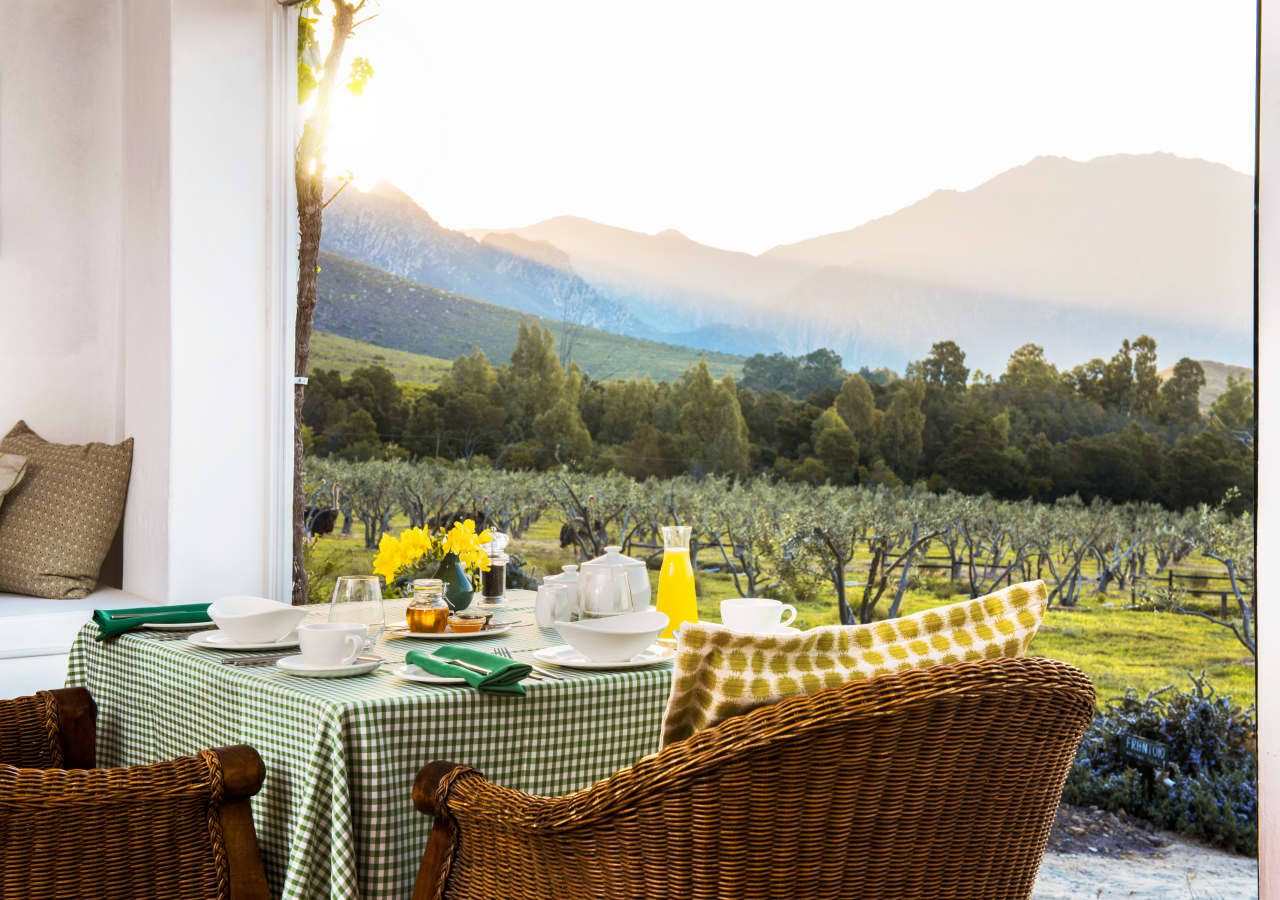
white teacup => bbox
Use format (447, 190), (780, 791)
(721, 597), (797, 633)
(298, 622), (365, 667)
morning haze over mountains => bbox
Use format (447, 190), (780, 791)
(316, 152), (1253, 382)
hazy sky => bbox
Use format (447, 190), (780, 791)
(323, 0), (1257, 254)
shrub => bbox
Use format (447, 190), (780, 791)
(1063, 673), (1257, 854)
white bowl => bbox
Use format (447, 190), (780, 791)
(555, 610), (669, 662)
(208, 595), (306, 644)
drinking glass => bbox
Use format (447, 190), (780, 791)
(329, 575), (386, 647)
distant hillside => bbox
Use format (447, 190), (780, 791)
(475, 216), (803, 351)
(321, 182), (636, 334)
(315, 251), (743, 383)
(1158, 360), (1253, 411)
(310, 331), (452, 385)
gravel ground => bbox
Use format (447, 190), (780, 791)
(1033, 806), (1258, 899)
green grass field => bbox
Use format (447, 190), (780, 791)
(308, 514), (1256, 708)
(310, 331), (453, 386)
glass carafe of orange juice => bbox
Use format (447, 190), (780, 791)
(657, 525), (698, 639)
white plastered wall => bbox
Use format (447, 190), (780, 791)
(0, 0), (283, 604)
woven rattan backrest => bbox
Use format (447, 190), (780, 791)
(443, 656), (1095, 900)
(0, 691), (63, 767)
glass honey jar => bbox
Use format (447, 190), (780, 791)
(407, 578), (449, 633)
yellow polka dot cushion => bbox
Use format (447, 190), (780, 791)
(661, 580), (1049, 746)
(0, 421), (133, 599)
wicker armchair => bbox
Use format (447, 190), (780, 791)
(412, 656), (1095, 900)
(0, 688), (269, 900)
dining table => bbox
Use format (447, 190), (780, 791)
(65, 590), (674, 899)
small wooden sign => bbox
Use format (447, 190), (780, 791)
(1121, 733), (1169, 767)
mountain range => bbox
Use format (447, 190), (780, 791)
(320, 182), (637, 335)
(322, 152), (1253, 377)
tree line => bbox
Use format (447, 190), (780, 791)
(302, 322), (1255, 511)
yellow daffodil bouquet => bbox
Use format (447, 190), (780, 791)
(373, 519), (492, 601)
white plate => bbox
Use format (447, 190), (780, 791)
(532, 644), (674, 670)
(187, 630), (300, 651)
(276, 655), (381, 678)
(385, 623), (513, 641)
(388, 663), (467, 685)
(141, 620), (216, 632)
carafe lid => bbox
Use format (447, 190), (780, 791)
(581, 545), (644, 570)
(661, 525), (692, 549)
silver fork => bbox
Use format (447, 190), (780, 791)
(491, 647), (562, 680)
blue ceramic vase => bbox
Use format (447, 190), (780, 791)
(436, 552), (474, 611)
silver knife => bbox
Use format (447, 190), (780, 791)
(433, 655), (491, 676)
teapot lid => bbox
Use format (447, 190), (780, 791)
(581, 545), (644, 570)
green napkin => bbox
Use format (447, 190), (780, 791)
(93, 603), (212, 640)
(406, 645), (532, 695)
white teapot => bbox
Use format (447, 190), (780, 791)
(578, 546), (651, 618)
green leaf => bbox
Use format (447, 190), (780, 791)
(298, 59), (318, 105)
(347, 57), (374, 96)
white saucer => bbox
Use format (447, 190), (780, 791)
(142, 620), (216, 632)
(388, 663), (467, 685)
(187, 630), (300, 651)
(385, 623), (513, 641)
(276, 655), (382, 678)
(532, 644), (674, 670)
(672, 624), (800, 641)
(726, 624), (801, 636)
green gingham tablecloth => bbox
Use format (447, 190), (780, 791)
(65, 592), (673, 899)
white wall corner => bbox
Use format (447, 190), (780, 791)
(1256, 1), (1275, 893)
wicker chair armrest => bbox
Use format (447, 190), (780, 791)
(0, 745), (263, 804)
(413, 761), (477, 817)
(0, 745), (268, 899)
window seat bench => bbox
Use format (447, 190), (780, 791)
(0, 589), (164, 699)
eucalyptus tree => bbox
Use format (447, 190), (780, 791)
(1178, 498), (1255, 657)
(706, 479), (799, 598)
(480, 470), (548, 537)
(395, 461), (461, 529)
(1092, 502), (1152, 594)
(930, 492), (968, 582)
(287, 0), (376, 603)
(796, 484), (864, 625)
(650, 475), (725, 566)
(1034, 497), (1109, 607)
(860, 487), (942, 620)
(953, 496), (1038, 598)
(547, 472), (647, 558)
(340, 460), (399, 549)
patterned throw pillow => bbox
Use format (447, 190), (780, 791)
(0, 421), (133, 599)
(0, 454), (26, 514)
(661, 580), (1048, 746)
